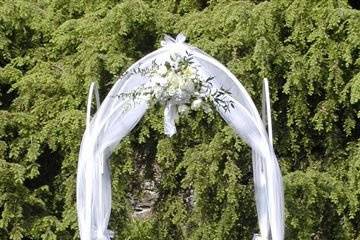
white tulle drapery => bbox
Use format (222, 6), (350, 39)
(77, 34), (284, 240)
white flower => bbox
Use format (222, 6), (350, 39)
(167, 85), (177, 96)
(175, 75), (185, 88)
(167, 72), (178, 84)
(178, 104), (189, 114)
(183, 81), (195, 93)
(158, 65), (168, 76)
(191, 99), (203, 110)
(153, 76), (167, 87)
(183, 67), (193, 77)
(153, 85), (163, 99)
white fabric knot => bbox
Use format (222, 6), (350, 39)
(95, 229), (114, 240)
(160, 33), (187, 47)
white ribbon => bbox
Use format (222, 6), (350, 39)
(160, 33), (188, 56)
(160, 33), (187, 47)
(164, 102), (178, 137)
(160, 33), (188, 137)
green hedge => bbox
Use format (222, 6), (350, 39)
(0, 0), (359, 239)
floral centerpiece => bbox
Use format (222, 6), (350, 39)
(116, 51), (234, 135)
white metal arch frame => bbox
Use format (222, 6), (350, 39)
(77, 35), (284, 240)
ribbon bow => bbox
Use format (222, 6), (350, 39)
(160, 33), (187, 47)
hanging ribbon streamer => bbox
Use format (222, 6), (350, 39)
(160, 33), (187, 137)
(163, 102), (178, 137)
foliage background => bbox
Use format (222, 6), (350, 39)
(0, 0), (359, 239)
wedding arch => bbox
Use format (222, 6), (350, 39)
(76, 34), (284, 240)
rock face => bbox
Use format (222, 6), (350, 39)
(130, 181), (196, 220)
(129, 163), (196, 220)
(131, 180), (159, 220)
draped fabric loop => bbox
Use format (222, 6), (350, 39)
(77, 34), (284, 240)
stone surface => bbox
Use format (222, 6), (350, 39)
(131, 180), (159, 220)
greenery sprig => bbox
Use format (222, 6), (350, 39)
(115, 52), (234, 114)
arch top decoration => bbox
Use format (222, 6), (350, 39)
(77, 34), (284, 240)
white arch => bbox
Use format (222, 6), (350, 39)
(76, 35), (284, 240)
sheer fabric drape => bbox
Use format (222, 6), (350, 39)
(77, 36), (284, 240)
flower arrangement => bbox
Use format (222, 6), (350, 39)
(116, 51), (234, 116)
